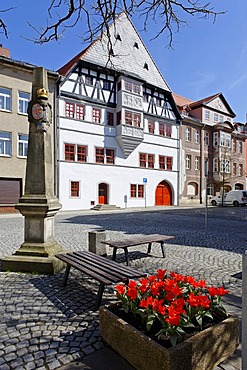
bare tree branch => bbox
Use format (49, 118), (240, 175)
(0, 7), (16, 38)
(0, 1), (225, 48)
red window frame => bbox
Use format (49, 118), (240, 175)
(71, 181), (79, 197)
(65, 102), (75, 118)
(138, 185), (144, 198)
(93, 108), (101, 123)
(165, 124), (172, 137)
(148, 121), (155, 134)
(148, 154), (154, 169)
(139, 153), (146, 168)
(159, 155), (165, 170)
(77, 145), (87, 162)
(130, 184), (144, 198)
(159, 123), (165, 136)
(106, 149), (115, 164)
(166, 156), (173, 170)
(130, 184), (136, 198)
(125, 111), (132, 126)
(133, 113), (141, 127)
(76, 104), (85, 120)
(95, 147), (104, 163)
(65, 144), (75, 161)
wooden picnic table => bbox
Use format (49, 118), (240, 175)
(102, 234), (175, 266)
(56, 250), (146, 309)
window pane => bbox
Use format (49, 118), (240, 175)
(95, 147), (104, 163)
(77, 145), (87, 162)
(0, 131), (11, 155)
(65, 144), (75, 161)
(18, 134), (28, 157)
(18, 92), (30, 114)
(0, 87), (11, 111)
(71, 181), (79, 197)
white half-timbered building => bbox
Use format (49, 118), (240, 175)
(57, 12), (181, 211)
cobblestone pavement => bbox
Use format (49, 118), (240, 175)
(0, 206), (245, 370)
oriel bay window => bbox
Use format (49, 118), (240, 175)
(125, 110), (141, 127)
(139, 153), (154, 168)
(159, 155), (173, 170)
(130, 184), (144, 198)
(65, 143), (87, 162)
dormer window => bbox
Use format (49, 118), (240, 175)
(116, 34), (122, 41)
(144, 63), (149, 70)
(134, 42), (139, 49)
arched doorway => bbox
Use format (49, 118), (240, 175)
(98, 183), (108, 204)
(155, 181), (172, 206)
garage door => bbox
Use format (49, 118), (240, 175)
(0, 178), (22, 204)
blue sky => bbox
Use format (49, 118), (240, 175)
(1, 0), (247, 122)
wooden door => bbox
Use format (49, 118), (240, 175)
(98, 183), (108, 204)
(155, 181), (172, 206)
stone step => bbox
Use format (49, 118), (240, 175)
(91, 204), (121, 211)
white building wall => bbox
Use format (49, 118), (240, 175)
(58, 106), (179, 211)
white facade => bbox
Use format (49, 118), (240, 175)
(57, 13), (180, 211)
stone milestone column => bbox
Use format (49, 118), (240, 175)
(2, 67), (65, 274)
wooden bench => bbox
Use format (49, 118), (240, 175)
(102, 234), (175, 266)
(55, 250), (146, 310)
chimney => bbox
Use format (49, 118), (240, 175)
(0, 45), (10, 58)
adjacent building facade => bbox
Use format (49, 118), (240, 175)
(0, 45), (58, 212)
(56, 12), (181, 211)
(173, 92), (247, 204)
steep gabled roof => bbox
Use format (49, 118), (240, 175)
(172, 92), (236, 118)
(189, 92), (236, 117)
(188, 93), (220, 108)
(58, 12), (171, 92)
(172, 93), (194, 108)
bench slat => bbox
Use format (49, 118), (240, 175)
(102, 234), (174, 248)
(56, 253), (114, 284)
(74, 251), (144, 278)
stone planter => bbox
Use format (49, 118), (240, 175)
(99, 305), (239, 370)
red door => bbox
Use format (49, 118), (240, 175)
(155, 181), (172, 206)
(98, 183), (108, 204)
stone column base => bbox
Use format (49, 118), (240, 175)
(1, 242), (66, 274)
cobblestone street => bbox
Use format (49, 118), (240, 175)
(0, 206), (245, 369)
